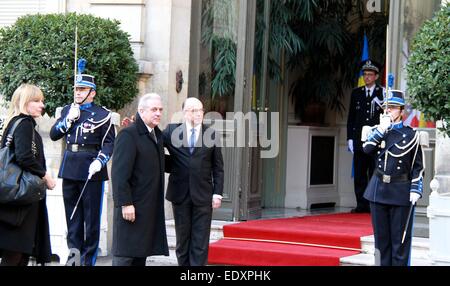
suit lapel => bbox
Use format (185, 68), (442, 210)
(191, 124), (206, 155)
(136, 113), (159, 147)
(370, 85), (384, 106)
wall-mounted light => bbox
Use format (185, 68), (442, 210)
(176, 70), (183, 93)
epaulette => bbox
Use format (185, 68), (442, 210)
(101, 106), (112, 113)
(353, 86), (365, 92)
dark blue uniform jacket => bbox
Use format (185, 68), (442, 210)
(363, 122), (424, 206)
(50, 103), (115, 181)
(347, 84), (384, 151)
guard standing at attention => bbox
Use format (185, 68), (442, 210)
(361, 90), (425, 266)
(50, 59), (115, 266)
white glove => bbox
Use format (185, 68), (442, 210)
(347, 139), (354, 154)
(88, 159), (102, 179)
(66, 104), (80, 122)
(409, 192), (421, 205)
(377, 114), (391, 133)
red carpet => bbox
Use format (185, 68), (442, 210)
(208, 213), (373, 266)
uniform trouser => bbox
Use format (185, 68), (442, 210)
(172, 194), (213, 266)
(353, 150), (374, 211)
(62, 179), (104, 266)
(370, 202), (414, 266)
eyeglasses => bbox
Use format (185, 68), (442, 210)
(185, 108), (204, 114)
(363, 72), (376, 77)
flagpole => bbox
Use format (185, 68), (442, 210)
(385, 24), (389, 113)
(73, 19), (78, 104)
(385, 25), (389, 88)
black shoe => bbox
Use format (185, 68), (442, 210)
(350, 207), (370, 213)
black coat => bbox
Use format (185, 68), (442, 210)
(0, 114), (51, 263)
(163, 123), (224, 206)
(347, 84), (384, 151)
(111, 113), (168, 257)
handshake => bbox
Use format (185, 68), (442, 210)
(377, 114), (392, 133)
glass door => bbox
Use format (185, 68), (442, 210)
(189, 0), (253, 221)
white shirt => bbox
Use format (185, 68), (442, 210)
(366, 85), (376, 97)
(185, 121), (201, 146)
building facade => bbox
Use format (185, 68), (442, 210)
(0, 0), (446, 260)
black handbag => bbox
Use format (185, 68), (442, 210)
(0, 118), (46, 205)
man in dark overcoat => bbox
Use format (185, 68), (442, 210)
(111, 93), (169, 266)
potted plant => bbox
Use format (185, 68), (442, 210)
(199, 0), (387, 122)
(287, 0), (387, 124)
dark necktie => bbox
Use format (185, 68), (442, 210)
(367, 88), (371, 98)
(189, 128), (195, 154)
(150, 129), (157, 143)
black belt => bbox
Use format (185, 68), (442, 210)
(375, 169), (409, 183)
(67, 144), (99, 153)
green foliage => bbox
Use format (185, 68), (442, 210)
(406, 4), (450, 136)
(201, 0), (305, 99)
(0, 13), (138, 116)
(288, 0), (387, 119)
(201, 0), (387, 121)
(255, 0), (305, 82)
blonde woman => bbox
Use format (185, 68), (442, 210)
(0, 83), (56, 266)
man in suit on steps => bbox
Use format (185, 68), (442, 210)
(163, 97), (224, 266)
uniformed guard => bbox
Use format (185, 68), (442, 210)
(361, 90), (425, 266)
(50, 59), (115, 266)
(346, 59), (385, 213)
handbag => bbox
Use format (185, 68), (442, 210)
(0, 118), (47, 205)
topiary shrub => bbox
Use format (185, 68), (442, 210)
(406, 4), (450, 136)
(0, 13), (138, 116)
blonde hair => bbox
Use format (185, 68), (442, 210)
(4, 83), (44, 127)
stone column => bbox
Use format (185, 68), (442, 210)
(427, 120), (450, 265)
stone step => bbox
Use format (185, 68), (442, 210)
(361, 235), (430, 260)
(149, 220), (229, 266)
(146, 252), (178, 266)
(341, 235), (432, 266)
(340, 253), (432, 266)
(165, 219), (233, 241)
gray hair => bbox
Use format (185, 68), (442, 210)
(138, 93), (161, 109)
